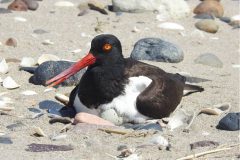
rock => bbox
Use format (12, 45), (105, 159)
(112, 0), (190, 19)
(194, 53), (223, 68)
(20, 57), (37, 67)
(74, 112), (115, 126)
(88, 1), (108, 15)
(22, 0), (38, 10)
(28, 61), (86, 86)
(158, 22), (184, 30)
(220, 17), (231, 23)
(130, 38), (184, 63)
(190, 141), (219, 150)
(194, 13), (215, 19)
(0, 8), (12, 14)
(217, 113), (240, 131)
(5, 38), (17, 47)
(6, 121), (24, 131)
(54, 1), (74, 7)
(33, 29), (49, 34)
(229, 20), (240, 29)
(37, 54), (60, 65)
(100, 109), (123, 125)
(193, 1), (224, 18)
(8, 0), (28, 11)
(26, 143), (74, 152)
(195, 19), (219, 33)
(0, 137), (13, 144)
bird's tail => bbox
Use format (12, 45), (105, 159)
(183, 83), (204, 96)
(19, 67), (36, 74)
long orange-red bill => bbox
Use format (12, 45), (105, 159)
(46, 53), (96, 87)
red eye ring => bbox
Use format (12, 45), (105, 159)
(103, 43), (112, 52)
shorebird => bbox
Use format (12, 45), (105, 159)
(46, 34), (203, 124)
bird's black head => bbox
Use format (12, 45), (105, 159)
(46, 34), (124, 87)
(89, 34), (124, 66)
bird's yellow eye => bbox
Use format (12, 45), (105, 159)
(103, 43), (112, 52)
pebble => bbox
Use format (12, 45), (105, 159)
(54, 1), (74, 7)
(26, 143), (74, 152)
(219, 17), (231, 23)
(100, 109), (123, 125)
(37, 54), (60, 65)
(74, 112), (115, 126)
(132, 26), (141, 33)
(33, 126), (47, 137)
(50, 134), (67, 141)
(0, 137), (13, 144)
(42, 39), (54, 45)
(5, 38), (17, 47)
(28, 107), (42, 113)
(217, 112), (240, 131)
(14, 16), (27, 22)
(190, 141), (219, 150)
(88, 1), (108, 15)
(3, 76), (20, 89)
(194, 53), (223, 68)
(33, 29), (49, 35)
(0, 106), (15, 111)
(158, 22), (184, 30)
(195, 19), (219, 33)
(130, 38), (184, 63)
(149, 135), (169, 147)
(20, 57), (37, 67)
(193, 0), (224, 18)
(28, 61), (85, 86)
(22, 0), (39, 10)
(8, 0), (28, 11)
(0, 58), (9, 74)
(112, 0), (190, 19)
(6, 121), (24, 131)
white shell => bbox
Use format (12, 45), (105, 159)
(156, 14), (167, 22)
(167, 109), (194, 130)
(0, 106), (15, 111)
(37, 54), (60, 65)
(44, 87), (56, 93)
(0, 77), (2, 83)
(158, 22), (184, 30)
(50, 134), (67, 141)
(3, 76), (20, 89)
(71, 49), (82, 53)
(54, 1), (74, 7)
(231, 14), (240, 21)
(232, 64), (240, 68)
(21, 90), (37, 96)
(33, 126), (47, 137)
(55, 93), (69, 105)
(0, 59), (9, 74)
(42, 39), (54, 45)
(149, 135), (169, 147)
(20, 57), (37, 67)
(200, 103), (231, 115)
(132, 26), (141, 33)
(14, 16), (27, 22)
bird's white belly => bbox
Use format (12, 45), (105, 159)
(73, 76), (152, 123)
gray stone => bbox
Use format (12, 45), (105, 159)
(0, 137), (13, 144)
(217, 112), (240, 131)
(100, 109), (123, 125)
(130, 38), (184, 63)
(194, 53), (223, 68)
(112, 0), (190, 19)
(33, 29), (49, 34)
(195, 19), (219, 33)
(23, 0), (39, 11)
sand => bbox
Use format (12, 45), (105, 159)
(0, 0), (239, 159)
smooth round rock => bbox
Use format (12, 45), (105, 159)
(5, 38), (17, 47)
(217, 113), (240, 131)
(100, 109), (123, 125)
(8, 0), (28, 11)
(130, 38), (184, 63)
(194, 1), (224, 18)
(29, 61), (86, 86)
(22, 0), (39, 10)
(195, 19), (219, 33)
(194, 53), (223, 68)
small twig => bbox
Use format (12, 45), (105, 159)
(177, 147), (232, 160)
(98, 128), (131, 135)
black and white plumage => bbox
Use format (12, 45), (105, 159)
(47, 34), (203, 123)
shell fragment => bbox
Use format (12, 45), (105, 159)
(2, 76), (20, 89)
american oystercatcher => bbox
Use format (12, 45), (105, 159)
(46, 34), (203, 124)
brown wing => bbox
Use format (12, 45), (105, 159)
(124, 58), (185, 119)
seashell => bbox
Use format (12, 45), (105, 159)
(50, 134), (67, 141)
(132, 26), (140, 33)
(0, 59), (9, 74)
(231, 14), (240, 21)
(71, 49), (82, 53)
(44, 87), (56, 93)
(81, 32), (87, 37)
(21, 90), (37, 96)
(0, 77), (2, 83)
(3, 76), (20, 89)
(167, 109), (194, 130)
(31, 113), (44, 119)
(54, 1), (74, 7)
(55, 93), (69, 105)
(0, 42), (2, 45)
(42, 39), (54, 45)
(156, 14), (167, 22)
(33, 126), (47, 137)
(200, 103), (231, 115)
(20, 57), (37, 67)
(0, 131), (5, 136)
(232, 64), (240, 68)
(149, 135), (169, 147)
(14, 16), (27, 22)
(158, 22), (184, 30)
(0, 106), (15, 111)
(37, 54), (60, 65)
